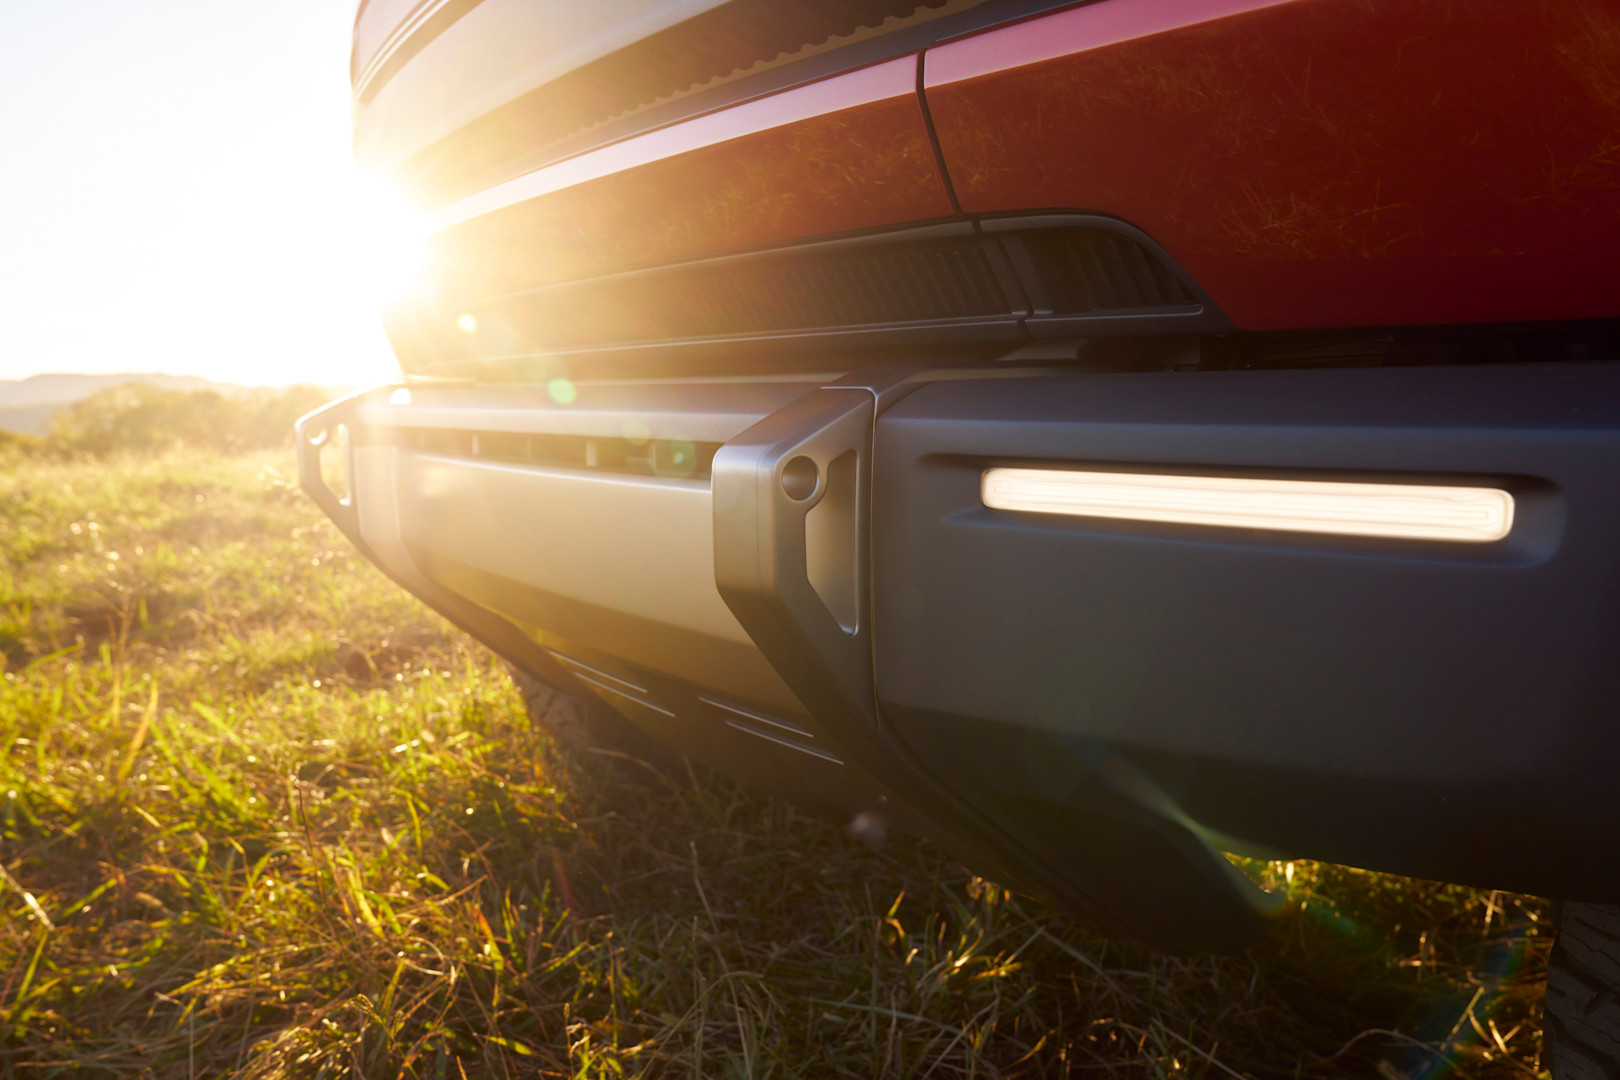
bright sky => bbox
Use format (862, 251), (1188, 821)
(0, 0), (406, 387)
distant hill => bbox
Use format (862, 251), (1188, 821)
(0, 404), (66, 437)
(0, 373), (257, 435)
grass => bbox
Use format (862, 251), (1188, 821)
(0, 447), (1552, 1078)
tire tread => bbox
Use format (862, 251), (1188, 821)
(1548, 902), (1620, 1080)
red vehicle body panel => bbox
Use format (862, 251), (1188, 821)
(422, 56), (955, 307)
(924, 0), (1620, 330)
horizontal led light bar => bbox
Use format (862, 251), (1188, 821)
(981, 467), (1513, 543)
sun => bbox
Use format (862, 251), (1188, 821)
(340, 172), (431, 308)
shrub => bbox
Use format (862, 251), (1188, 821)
(0, 428), (43, 459)
(45, 382), (333, 456)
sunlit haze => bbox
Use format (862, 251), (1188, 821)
(0, 0), (407, 388)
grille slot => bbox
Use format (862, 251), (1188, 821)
(534, 241), (1010, 348)
(397, 216), (1222, 375)
(369, 426), (720, 481)
(1019, 230), (1197, 313)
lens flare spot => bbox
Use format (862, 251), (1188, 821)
(622, 419), (651, 446)
(656, 439), (698, 479)
(456, 313), (478, 333)
(548, 377), (577, 404)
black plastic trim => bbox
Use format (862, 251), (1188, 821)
(872, 363), (1620, 908)
(397, 214), (1225, 378)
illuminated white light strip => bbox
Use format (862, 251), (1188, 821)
(981, 467), (1514, 543)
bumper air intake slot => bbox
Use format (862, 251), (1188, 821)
(398, 216), (1226, 374)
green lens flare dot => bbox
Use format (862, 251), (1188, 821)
(657, 439), (698, 479)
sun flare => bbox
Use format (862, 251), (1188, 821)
(342, 172), (430, 307)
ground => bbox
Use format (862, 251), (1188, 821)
(0, 448), (1552, 1077)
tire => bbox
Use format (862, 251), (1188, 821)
(1546, 901), (1620, 1078)
(507, 664), (674, 767)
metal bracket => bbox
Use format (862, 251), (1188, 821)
(712, 388), (880, 753)
(294, 391), (365, 548)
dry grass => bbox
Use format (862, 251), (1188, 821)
(0, 449), (1551, 1077)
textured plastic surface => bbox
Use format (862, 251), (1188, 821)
(712, 388), (879, 743)
(396, 215), (1220, 376)
(872, 363), (1620, 902)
